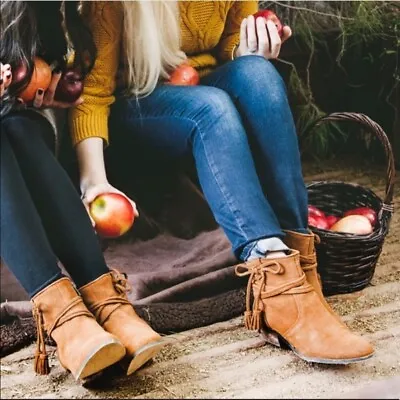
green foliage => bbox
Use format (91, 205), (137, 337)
(260, 1), (399, 159)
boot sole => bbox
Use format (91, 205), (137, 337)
(260, 327), (374, 365)
(75, 339), (126, 380)
(125, 339), (166, 376)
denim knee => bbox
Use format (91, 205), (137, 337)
(188, 87), (246, 144)
(229, 56), (288, 103)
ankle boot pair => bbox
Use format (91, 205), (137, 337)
(31, 271), (164, 380)
(235, 230), (374, 364)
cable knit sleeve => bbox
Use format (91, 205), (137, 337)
(69, 1), (123, 146)
(216, 1), (258, 62)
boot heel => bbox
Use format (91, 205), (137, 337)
(124, 339), (166, 376)
(259, 327), (282, 347)
(76, 339), (126, 380)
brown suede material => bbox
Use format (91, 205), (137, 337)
(80, 273), (162, 356)
(242, 252), (374, 361)
(283, 230), (338, 315)
(32, 278), (124, 376)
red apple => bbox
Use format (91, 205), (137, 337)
(89, 193), (135, 238)
(326, 215), (340, 228)
(54, 68), (83, 103)
(308, 205), (326, 219)
(330, 215), (373, 235)
(344, 207), (377, 227)
(168, 63), (199, 86)
(11, 61), (29, 86)
(253, 10), (283, 37)
(308, 214), (329, 230)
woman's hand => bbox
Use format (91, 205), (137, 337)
(18, 69), (83, 109)
(235, 15), (292, 60)
(81, 181), (139, 227)
(1, 63), (12, 98)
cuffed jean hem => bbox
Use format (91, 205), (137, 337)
(30, 271), (65, 298)
(238, 232), (286, 261)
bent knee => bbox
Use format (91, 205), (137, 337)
(188, 88), (245, 143)
(230, 56), (287, 100)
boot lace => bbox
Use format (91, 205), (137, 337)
(89, 269), (133, 325)
(235, 258), (312, 331)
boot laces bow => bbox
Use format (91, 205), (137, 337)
(235, 257), (312, 331)
(235, 259), (284, 331)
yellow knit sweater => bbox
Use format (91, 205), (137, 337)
(69, 1), (258, 146)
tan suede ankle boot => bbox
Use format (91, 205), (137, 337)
(31, 278), (125, 380)
(283, 230), (341, 320)
(235, 250), (374, 364)
(80, 271), (165, 375)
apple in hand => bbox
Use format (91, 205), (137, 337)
(18, 57), (52, 103)
(11, 61), (28, 86)
(168, 63), (199, 86)
(344, 207), (377, 227)
(54, 68), (83, 103)
(89, 193), (135, 238)
(253, 9), (283, 37)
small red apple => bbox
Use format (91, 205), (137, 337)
(326, 215), (340, 228)
(344, 207), (377, 227)
(54, 68), (83, 103)
(168, 63), (199, 86)
(11, 61), (29, 86)
(308, 214), (329, 230)
(89, 193), (135, 238)
(253, 10), (283, 37)
(308, 205), (326, 219)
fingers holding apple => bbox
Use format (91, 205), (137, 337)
(81, 182), (139, 231)
(1, 63), (13, 98)
(236, 10), (289, 60)
(89, 193), (136, 238)
(253, 10), (284, 38)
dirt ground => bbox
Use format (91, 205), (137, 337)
(1, 160), (399, 399)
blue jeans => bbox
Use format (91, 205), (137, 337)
(0, 111), (109, 297)
(110, 56), (308, 260)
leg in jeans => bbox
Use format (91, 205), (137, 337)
(202, 56), (309, 236)
(1, 129), (63, 297)
(1, 112), (109, 293)
(110, 85), (286, 260)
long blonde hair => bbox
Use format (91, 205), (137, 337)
(122, 0), (186, 97)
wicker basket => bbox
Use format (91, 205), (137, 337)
(305, 112), (396, 296)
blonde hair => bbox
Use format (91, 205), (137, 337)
(122, 0), (186, 97)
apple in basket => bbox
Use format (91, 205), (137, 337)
(325, 215), (340, 228)
(307, 205), (329, 229)
(344, 207), (377, 227)
(308, 214), (329, 230)
(308, 205), (326, 219)
(89, 193), (135, 238)
(330, 215), (373, 235)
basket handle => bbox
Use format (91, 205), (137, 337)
(306, 112), (396, 210)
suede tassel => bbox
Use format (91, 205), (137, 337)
(33, 307), (50, 375)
